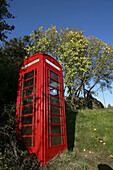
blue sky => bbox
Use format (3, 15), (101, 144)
(3, 0), (113, 106)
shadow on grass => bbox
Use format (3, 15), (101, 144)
(65, 101), (78, 151)
(98, 164), (113, 170)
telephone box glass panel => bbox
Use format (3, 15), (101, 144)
(17, 69), (37, 148)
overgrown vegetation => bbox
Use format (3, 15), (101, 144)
(0, 103), (41, 170)
(0, 36), (30, 106)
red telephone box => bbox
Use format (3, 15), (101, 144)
(16, 53), (67, 165)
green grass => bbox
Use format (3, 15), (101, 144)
(47, 108), (113, 169)
(75, 109), (113, 153)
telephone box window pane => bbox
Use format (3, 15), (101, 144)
(23, 78), (34, 88)
(22, 105), (33, 115)
(21, 115), (32, 125)
(48, 125), (50, 135)
(51, 105), (60, 114)
(34, 104), (36, 113)
(50, 71), (58, 81)
(24, 70), (34, 80)
(22, 96), (33, 106)
(51, 115), (60, 124)
(35, 77), (37, 84)
(34, 114), (36, 123)
(33, 137), (35, 147)
(51, 136), (61, 146)
(21, 126), (32, 135)
(50, 96), (60, 105)
(19, 99), (22, 106)
(33, 126), (35, 135)
(20, 91), (22, 98)
(23, 87), (33, 97)
(50, 87), (59, 96)
(48, 136), (50, 146)
(50, 79), (59, 88)
(34, 86), (36, 93)
(51, 125), (61, 134)
(20, 83), (22, 89)
(34, 95), (36, 103)
(22, 137), (32, 147)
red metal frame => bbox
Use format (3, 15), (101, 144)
(16, 53), (67, 165)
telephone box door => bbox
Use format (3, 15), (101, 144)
(44, 60), (67, 163)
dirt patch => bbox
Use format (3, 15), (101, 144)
(75, 149), (113, 169)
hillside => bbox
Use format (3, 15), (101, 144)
(46, 108), (113, 170)
(74, 109), (113, 169)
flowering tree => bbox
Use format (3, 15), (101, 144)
(26, 26), (113, 104)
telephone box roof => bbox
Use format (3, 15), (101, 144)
(20, 53), (62, 70)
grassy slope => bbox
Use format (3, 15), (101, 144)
(75, 109), (113, 153)
(46, 109), (113, 170)
(74, 109), (113, 169)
